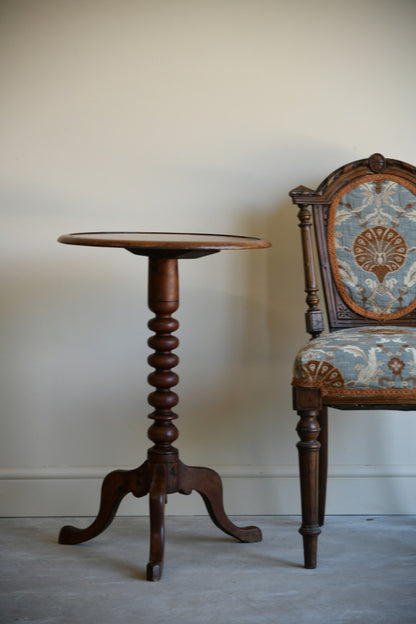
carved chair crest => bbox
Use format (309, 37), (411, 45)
(290, 153), (416, 333)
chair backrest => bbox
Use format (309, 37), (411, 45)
(290, 154), (416, 337)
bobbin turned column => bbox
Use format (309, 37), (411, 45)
(147, 256), (180, 465)
(145, 256), (180, 580)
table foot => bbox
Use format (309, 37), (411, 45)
(59, 463), (150, 545)
(146, 464), (167, 581)
(178, 462), (262, 543)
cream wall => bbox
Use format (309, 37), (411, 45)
(1, 0), (416, 516)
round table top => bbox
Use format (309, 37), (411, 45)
(58, 231), (271, 252)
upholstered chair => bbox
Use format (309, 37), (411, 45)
(290, 153), (416, 568)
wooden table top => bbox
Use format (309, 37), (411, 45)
(58, 231), (271, 252)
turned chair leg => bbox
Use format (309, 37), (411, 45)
(317, 405), (328, 527)
(296, 406), (321, 568)
(293, 386), (322, 568)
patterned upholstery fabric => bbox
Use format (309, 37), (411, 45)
(329, 177), (416, 321)
(293, 326), (416, 397)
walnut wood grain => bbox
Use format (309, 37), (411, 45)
(58, 231), (271, 252)
(58, 232), (269, 580)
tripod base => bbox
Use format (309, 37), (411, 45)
(59, 455), (262, 581)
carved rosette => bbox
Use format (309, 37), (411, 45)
(368, 153), (386, 173)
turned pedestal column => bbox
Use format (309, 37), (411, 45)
(57, 232), (270, 581)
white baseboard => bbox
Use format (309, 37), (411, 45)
(1, 465), (415, 516)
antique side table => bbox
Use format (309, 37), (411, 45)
(57, 232), (271, 581)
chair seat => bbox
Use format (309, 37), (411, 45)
(293, 326), (416, 398)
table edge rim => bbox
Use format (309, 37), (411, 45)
(57, 231), (272, 250)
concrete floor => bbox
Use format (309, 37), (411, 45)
(0, 515), (415, 624)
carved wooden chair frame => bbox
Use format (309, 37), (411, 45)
(290, 153), (416, 568)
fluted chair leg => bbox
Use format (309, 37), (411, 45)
(317, 406), (328, 527)
(293, 383), (323, 569)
